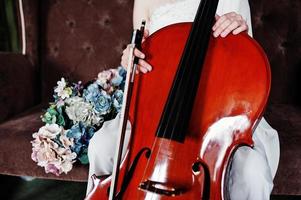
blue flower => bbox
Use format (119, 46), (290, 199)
(67, 123), (83, 141)
(66, 122), (95, 161)
(112, 89), (123, 112)
(118, 66), (127, 78)
(117, 66), (126, 90)
(83, 83), (101, 103)
(72, 143), (83, 155)
(111, 67), (125, 87)
(93, 90), (112, 115)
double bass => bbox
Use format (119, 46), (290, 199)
(86, 0), (271, 199)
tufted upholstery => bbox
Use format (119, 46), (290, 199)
(40, 0), (133, 102)
(0, 0), (300, 195)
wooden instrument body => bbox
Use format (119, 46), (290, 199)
(86, 22), (271, 200)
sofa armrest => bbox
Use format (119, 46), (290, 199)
(0, 52), (40, 123)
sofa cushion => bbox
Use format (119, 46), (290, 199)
(0, 104), (88, 182)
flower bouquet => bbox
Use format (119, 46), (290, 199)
(31, 66), (126, 176)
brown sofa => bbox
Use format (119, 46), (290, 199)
(0, 0), (300, 195)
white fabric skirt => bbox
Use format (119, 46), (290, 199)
(86, 113), (279, 200)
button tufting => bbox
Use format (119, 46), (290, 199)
(50, 44), (60, 57)
(54, 0), (60, 5)
(114, 41), (127, 53)
(82, 42), (94, 53)
(104, 18), (110, 25)
(116, 0), (126, 5)
(86, 0), (93, 5)
(66, 19), (76, 28)
(97, 15), (111, 27)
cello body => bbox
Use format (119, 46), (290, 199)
(86, 22), (271, 200)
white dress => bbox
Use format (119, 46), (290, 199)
(87, 0), (280, 199)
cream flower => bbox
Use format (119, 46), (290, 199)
(36, 124), (62, 139)
(31, 125), (77, 176)
(65, 97), (93, 124)
(35, 141), (57, 167)
(54, 78), (72, 99)
(54, 78), (66, 94)
(87, 112), (104, 126)
(59, 131), (74, 148)
(65, 97), (103, 126)
(97, 70), (113, 90)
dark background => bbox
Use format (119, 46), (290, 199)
(0, 0), (20, 52)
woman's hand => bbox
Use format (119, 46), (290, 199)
(121, 29), (152, 74)
(212, 12), (248, 38)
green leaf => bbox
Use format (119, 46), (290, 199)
(78, 154), (89, 165)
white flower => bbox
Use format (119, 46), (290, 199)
(60, 160), (74, 174)
(31, 125), (77, 176)
(65, 96), (83, 105)
(65, 96), (104, 126)
(65, 97), (93, 124)
(51, 148), (77, 174)
(36, 124), (63, 139)
(35, 140), (58, 167)
(54, 78), (66, 94)
(96, 70), (113, 90)
(87, 112), (104, 126)
(54, 78), (72, 99)
(59, 131), (74, 148)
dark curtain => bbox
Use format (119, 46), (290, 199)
(0, 0), (20, 52)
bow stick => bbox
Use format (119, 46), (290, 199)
(109, 20), (146, 200)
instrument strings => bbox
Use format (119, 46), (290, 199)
(138, 0), (215, 198)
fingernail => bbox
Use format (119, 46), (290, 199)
(141, 54), (145, 59)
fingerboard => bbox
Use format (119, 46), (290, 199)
(156, 0), (219, 142)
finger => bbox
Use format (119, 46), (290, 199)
(134, 48), (145, 59)
(215, 14), (220, 20)
(142, 29), (150, 42)
(144, 29), (149, 38)
(120, 55), (126, 67)
(220, 21), (239, 37)
(138, 59), (152, 72)
(233, 23), (248, 35)
(235, 14), (243, 21)
(140, 66), (148, 73)
(212, 15), (228, 31)
(229, 12), (237, 17)
(136, 64), (148, 74)
(213, 19), (232, 37)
